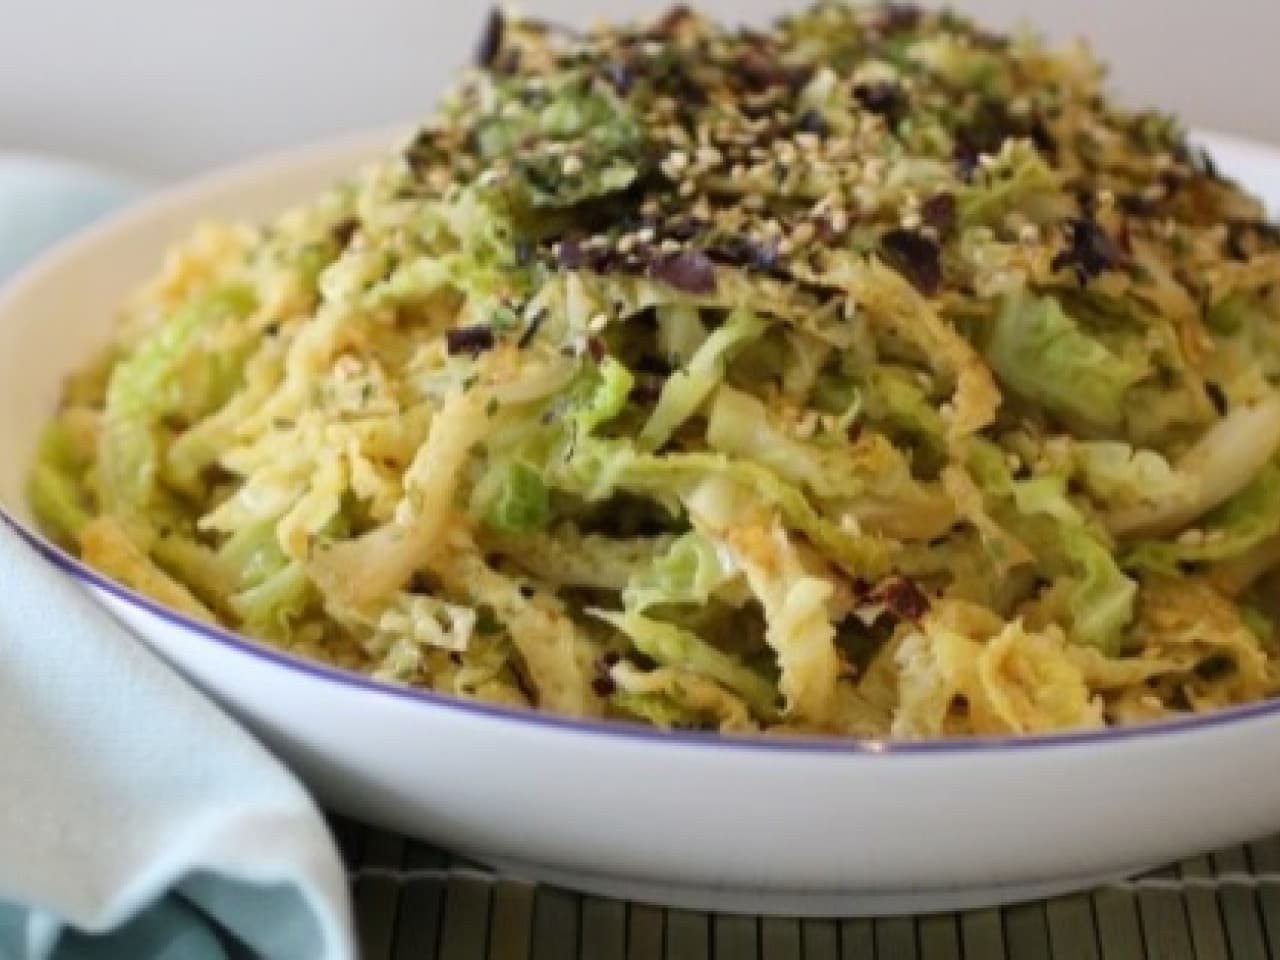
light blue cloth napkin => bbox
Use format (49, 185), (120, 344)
(0, 161), (355, 959)
(0, 155), (142, 280)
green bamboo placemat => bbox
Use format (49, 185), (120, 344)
(326, 816), (1280, 959)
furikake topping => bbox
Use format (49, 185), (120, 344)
(405, 1), (1272, 333)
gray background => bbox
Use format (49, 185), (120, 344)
(1, 2), (1271, 178)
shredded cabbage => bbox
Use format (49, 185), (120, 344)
(35, 2), (1280, 737)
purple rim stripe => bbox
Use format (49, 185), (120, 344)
(6, 506), (1280, 754)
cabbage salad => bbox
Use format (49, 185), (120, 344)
(31, 3), (1280, 738)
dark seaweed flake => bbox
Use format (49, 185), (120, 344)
(881, 229), (942, 295)
(475, 8), (505, 68)
(876, 575), (931, 622)
(446, 325), (497, 356)
(853, 81), (904, 119)
(920, 193), (957, 236)
(1052, 218), (1126, 284)
(648, 249), (717, 294)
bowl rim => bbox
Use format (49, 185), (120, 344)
(6, 123), (1280, 758)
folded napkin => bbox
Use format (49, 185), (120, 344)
(0, 161), (354, 958)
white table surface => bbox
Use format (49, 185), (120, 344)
(0, 1), (1273, 179)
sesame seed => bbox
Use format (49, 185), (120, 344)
(1176, 528), (1206, 547)
(791, 221), (816, 245)
(588, 313), (610, 333)
(664, 150), (690, 173)
(1019, 223), (1041, 244)
(696, 146), (723, 167)
(793, 411), (820, 438)
(900, 212), (923, 231)
(561, 155), (584, 177)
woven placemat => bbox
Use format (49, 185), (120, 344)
(328, 815), (1280, 959)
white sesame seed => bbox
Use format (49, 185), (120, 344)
(1019, 223), (1042, 244)
(900, 212), (923, 231)
(1176, 528), (1206, 547)
(588, 313), (610, 333)
(333, 355), (364, 381)
(793, 411), (820, 439)
(791, 222), (816, 245)
(696, 146), (723, 167)
(561, 155), (584, 177)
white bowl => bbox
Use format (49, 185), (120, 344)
(4, 128), (1280, 917)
